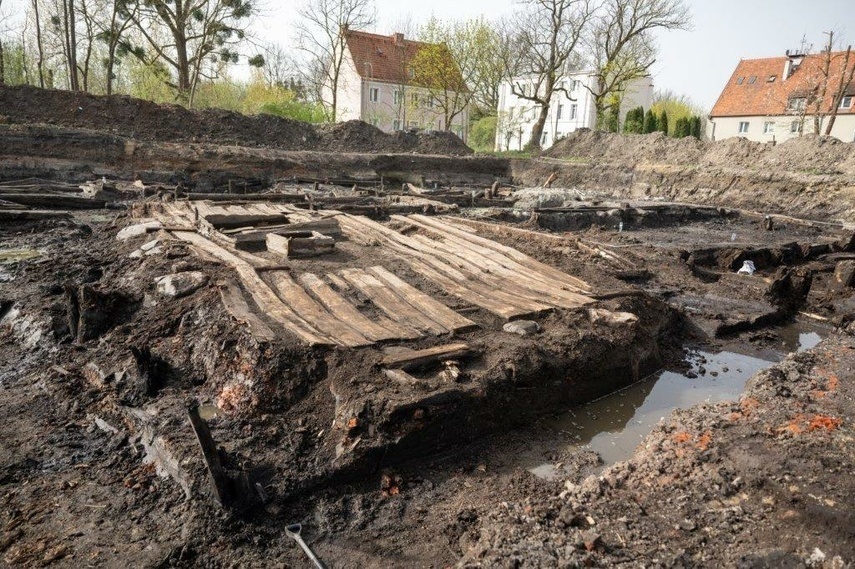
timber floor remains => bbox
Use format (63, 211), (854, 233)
(143, 200), (595, 348)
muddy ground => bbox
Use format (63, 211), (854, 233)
(1, 90), (855, 567)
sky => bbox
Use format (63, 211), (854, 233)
(1, 0), (850, 111)
(255, 0), (851, 111)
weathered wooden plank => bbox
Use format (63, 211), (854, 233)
(0, 209), (72, 220)
(366, 266), (476, 332)
(204, 212), (292, 229)
(266, 270), (372, 347)
(298, 273), (419, 341)
(173, 230), (335, 346)
(266, 232), (335, 258)
(0, 193), (106, 210)
(340, 268), (450, 335)
(404, 214), (592, 293)
(218, 280), (278, 343)
(381, 342), (474, 370)
(339, 215), (549, 318)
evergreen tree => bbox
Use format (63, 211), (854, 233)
(644, 108), (657, 134)
(658, 110), (669, 135)
(691, 116), (702, 139)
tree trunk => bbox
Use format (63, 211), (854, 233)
(33, 0), (45, 88)
(68, 0), (79, 90)
(175, 29), (191, 98)
(825, 46), (853, 136)
(0, 39), (5, 86)
(106, 43), (116, 95)
(527, 105), (550, 151)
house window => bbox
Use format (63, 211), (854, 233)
(408, 120), (418, 129)
(737, 77), (745, 85)
(767, 75), (776, 83)
(841, 95), (853, 108)
(790, 121), (803, 133)
(788, 97), (806, 111)
(748, 76), (757, 84)
(738, 121), (749, 133)
(557, 104), (564, 120)
(408, 67), (415, 79)
(369, 87), (379, 102)
(572, 80), (581, 91)
(541, 131), (548, 145)
(763, 121), (774, 134)
(570, 104), (578, 120)
(410, 92), (419, 105)
(393, 119), (401, 131)
(426, 97), (434, 108)
(393, 90), (402, 105)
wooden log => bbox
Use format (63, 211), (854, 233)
(204, 213), (292, 229)
(184, 192), (308, 203)
(0, 209), (73, 220)
(218, 280), (278, 343)
(187, 404), (232, 506)
(0, 193), (106, 210)
(266, 232), (335, 258)
(381, 343), (474, 370)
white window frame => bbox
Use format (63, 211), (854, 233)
(570, 104), (578, 120)
(407, 120), (419, 129)
(556, 104), (563, 120)
(393, 90), (402, 105)
(738, 121), (749, 134)
(393, 119), (401, 131)
(841, 95), (853, 109)
(369, 87), (379, 103)
(790, 120), (802, 133)
(410, 92), (419, 106)
(763, 121), (774, 134)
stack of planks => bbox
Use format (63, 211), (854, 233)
(337, 214), (593, 319)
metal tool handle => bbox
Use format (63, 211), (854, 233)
(286, 524), (327, 569)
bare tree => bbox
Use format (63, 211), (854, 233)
(32, 0), (45, 87)
(500, 0), (594, 151)
(809, 32), (855, 135)
(586, 0), (690, 126)
(824, 45), (854, 135)
(296, 0), (375, 122)
(0, 0), (6, 85)
(130, 0), (257, 103)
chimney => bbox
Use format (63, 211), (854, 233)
(393, 33), (405, 46)
(783, 49), (805, 81)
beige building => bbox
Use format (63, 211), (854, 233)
(710, 50), (855, 143)
(331, 29), (469, 141)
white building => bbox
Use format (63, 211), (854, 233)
(330, 28), (469, 141)
(495, 73), (654, 151)
(710, 50), (855, 143)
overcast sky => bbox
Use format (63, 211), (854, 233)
(2, 0), (850, 111)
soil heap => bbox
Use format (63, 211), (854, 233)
(0, 85), (472, 156)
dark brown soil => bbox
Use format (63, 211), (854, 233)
(0, 85), (472, 156)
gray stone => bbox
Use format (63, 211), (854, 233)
(155, 271), (208, 298)
(117, 220), (162, 241)
(502, 320), (541, 336)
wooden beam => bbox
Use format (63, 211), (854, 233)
(0, 193), (106, 210)
(381, 343), (474, 370)
(218, 280), (278, 343)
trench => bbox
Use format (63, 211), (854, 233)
(504, 320), (826, 479)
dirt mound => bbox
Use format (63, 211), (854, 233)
(0, 85), (472, 156)
(546, 129), (705, 165)
(547, 128), (855, 175)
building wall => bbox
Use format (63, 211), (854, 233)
(494, 73), (654, 151)
(332, 51), (469, 141)
(711, 113), (855, 143)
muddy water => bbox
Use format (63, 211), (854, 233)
(528, 323), (824, 479)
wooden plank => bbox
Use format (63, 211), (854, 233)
(409, 233), (591, 309)
(187, 405), (232, 506)
(172, 230), (335, 346)
(339, 215), (550, 318)
(218, 280), (278, 343)
(0, 209), (72, 220)
(326, 272), (350, 291)
(266, 271), (372, 347)
(366, 266), (476, 332)
(340, 268), (450, 335)
(381, 343), (474, 370)
(404, 214), (593, 293)
(204, 212), (292, 229)
(298, 273), (419, 341)
(0, 193), (106, 210)
(266, 232), (335, 258)
(184, 192), (307, 203)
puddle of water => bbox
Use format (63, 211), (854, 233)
(528, 324), (824, 479)
(0, 249), (42, 264)
(198, 405), (225, 421)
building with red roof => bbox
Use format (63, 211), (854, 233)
(331, 28), (470, 141)
(710, 50), (855, 143)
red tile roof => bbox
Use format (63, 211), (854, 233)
(710, 52), (855, 117)
(344, 29), (465, 90)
